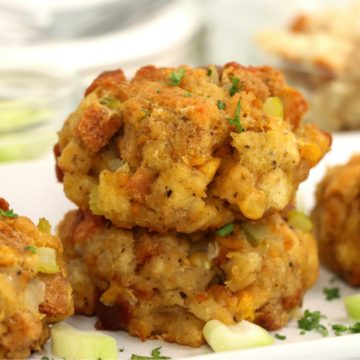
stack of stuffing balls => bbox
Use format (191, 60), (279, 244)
(54, 62), (331, 346)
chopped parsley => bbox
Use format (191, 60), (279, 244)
(229, 76), (241, 96)
(350, 322), (360, 333)
(216, 223), (234, 237)
(41, 357), (49, 360)
(119, 347), (125, 352)
(24, 245), (37, 254)
(183, 91), (192, 97)
(298, 310), (328, 336)
(217, 100), (226, 110)
(0, 208), (18, 218)
(274, 333), (286, 340)
(323, 287), (340, 301)
(207, 68), (212, 76)
(332, 324), (348, 336)
(168, 68), (185, 86)
(331, 322), (360, 336)
(131, 346), (171, 360)
(226, 101), (243, 132)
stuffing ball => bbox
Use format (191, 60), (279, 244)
(55, 62), (330, 233)
(312, 155), (360, 286)
(0, 198), (73, 359)
(58, 209), (318, 347)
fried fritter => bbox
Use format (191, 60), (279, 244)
(0, 198), (73, 359)
(55, 63), (330, 233)
(312, 155), (360, 286)
(59, 209), (318, 347)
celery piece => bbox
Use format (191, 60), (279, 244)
(263, 97), (283, 119)
(344, 294), (360, 320)
(37, 247), (59, 274)
(51, 322), (118, 360)
(203, 319), (273, 352)
(287, 210), (313, 232)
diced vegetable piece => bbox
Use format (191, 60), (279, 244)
(37, 218), (51, 234)
(242, 223), (271, 246)
(51, 322), (118, 360)
(263, 97), (283, 119)
(37, 247), (59, 274)
(99, 97), (121, 109)
(203, 319), (273, 352)
(344, 294), (360, 320)
(287, 210), (313, 232)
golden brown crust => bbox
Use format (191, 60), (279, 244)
(85, 69), (126, 96)
(59, 209), (318, 347)
(76, 103), (122, 153)
(312, 155), (360, 285)
(0, 203), (73, 359)
(56, 63), (330, 233)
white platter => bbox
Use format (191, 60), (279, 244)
(1, 131), (360, 360)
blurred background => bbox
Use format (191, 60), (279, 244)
(0, 0), (358, 161)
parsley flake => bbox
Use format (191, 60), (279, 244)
(207, 68), (212, 76)
(331, 322), (360, 336)
(24, 245), (37, 254)
(332, 324), (348, 336)
(131, 346), (171, 360)
(41, 357), (49, 360)
(229, 76), (241, 96)
(227, 101), (243, 132)
(350, 322), (360, 333)
(274, 333), (286, 340)
(323, 287), (340, 301)
(119, 347), (125, 352)
(298, 310), (328, 337)
(216, 223), (234, 237)
(168, 68), (185, 86)
(0, 208), (18, 218)
(217, 100), (226, 110)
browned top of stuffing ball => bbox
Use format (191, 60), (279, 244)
(56, 63), (331, 233)
(0, 198), (73, 359)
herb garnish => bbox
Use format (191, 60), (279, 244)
(298, 310), (328, 336)
(227, 101), (243, 132)
(24, 245), (37, 254)
(275, 333), (286, 340)
(0, 208), (18, 218)
(217, 100), (226, 110)
(229, 76), (241, 96)
(350, 322), (360, 333)
(41, 357), (49, 360)
(323, 287), (340, 301)
(168, 68), (185, 86)
(216, 223), (234, 237)
(332, 322), (360, 336)
(207, 68), (212, 76)
(119, 347), (125, 352)
(131, 346), (171, 360)
(332, 324), (348, 336)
